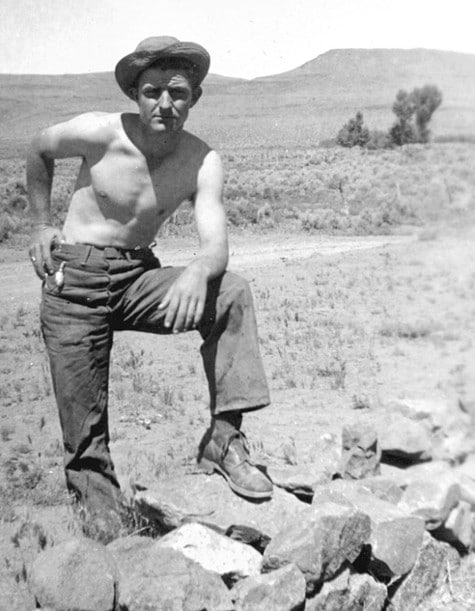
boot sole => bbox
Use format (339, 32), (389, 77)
(197, 456), (273, 500)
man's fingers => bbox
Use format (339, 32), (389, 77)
(159, 286), (173, 310)
(184, 298), (199, 331)
(164, 293), (180, 329)
(41, 242), (55, 275)
(193, 298), (205, 329)
(29, 246), (45, 279)
(172, 297), (191, 333)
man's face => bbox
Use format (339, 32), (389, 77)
(135, 66), (196, 133)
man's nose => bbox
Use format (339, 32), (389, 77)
(158, 91), (173, 110)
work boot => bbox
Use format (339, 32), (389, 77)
(197, 427), (273, 500)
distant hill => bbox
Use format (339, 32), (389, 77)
(1, 48), (474, 157)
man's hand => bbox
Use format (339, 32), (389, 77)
(28, 223), (65, 279)
(159, 262), (210, 333)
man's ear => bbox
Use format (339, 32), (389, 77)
(191, 86), (202, 107)
(129, 87), (138, 101)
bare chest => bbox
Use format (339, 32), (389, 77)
(82, 148), (198, 224)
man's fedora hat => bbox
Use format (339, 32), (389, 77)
(115, 36), (211, 98)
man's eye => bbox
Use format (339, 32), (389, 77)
(170, 89), (187, 98)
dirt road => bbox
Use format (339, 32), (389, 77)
(1, 233), (412, 312)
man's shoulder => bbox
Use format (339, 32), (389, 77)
(65, 111), (124, 142)
(71, 110), (122, 130)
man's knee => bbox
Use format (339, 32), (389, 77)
(218, 271), (252, 305)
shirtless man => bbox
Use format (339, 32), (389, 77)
(27, 37), (272, 517)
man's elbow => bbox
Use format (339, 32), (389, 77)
(28, 131), (55, 162)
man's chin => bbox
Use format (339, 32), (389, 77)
(149, 119), (182, 133)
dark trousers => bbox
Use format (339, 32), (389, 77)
(40, 243), (270, 511)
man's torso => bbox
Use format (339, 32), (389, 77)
(62, 112), (211, 248)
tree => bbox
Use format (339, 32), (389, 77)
(337, 111), (370, 148)
(389, 85), (442, 145)
(412, 85), (443, 143)
(389, 90), (417, 145)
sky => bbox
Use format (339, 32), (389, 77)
(1, 0), (474, 79)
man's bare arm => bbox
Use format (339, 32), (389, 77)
(159, 150), (228, 332)
(190, 149), (229, 278)
(27, 113), (109, 278)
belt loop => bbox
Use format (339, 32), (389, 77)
(80, 245), (93, 267)
(125, 250), (132, 262)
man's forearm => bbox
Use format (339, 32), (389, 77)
(192, 241), (229, 280)
(26, 146), (55, 226)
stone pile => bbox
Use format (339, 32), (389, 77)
(29, 396), (475, 610)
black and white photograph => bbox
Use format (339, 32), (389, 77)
(1, 1), (474, 609)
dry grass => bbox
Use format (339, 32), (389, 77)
(1, 143), (474, 246)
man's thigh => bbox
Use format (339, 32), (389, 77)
(117, 267), (248, 334)
(117, 266), (186, 332)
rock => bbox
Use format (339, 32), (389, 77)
(339, 422), (381, 479)
(225, 524), (271, 552)
(313, 479), (425, 580)
(359, 476), (403, 504)
(306, 569), (387, 611)
(453, 454), (475, 478)
(348, 573), (388, 610)
(398, 476), (460, 529)
(110, 543), (233, 611)
(134, 472), (307, 543)
(389, 532), (461, 611)
(305, 568), (350, 611)
(29, 537), (119, 611)
(452, 471), (475, 507)
(107, 534), (154, 555)
(375, 411), (433, 463)
(156, 522), (262, 583)
(382, 460), (451, 486)
(231, 564), (306, 611)
(261, 438), (342, 498)
(432, 500), (473, 550)
(262, 501), (370, 595)
(266, 463), (330, 498)
(452, 456), (475, 507)
(387, 396), (469, 432)
(433, 430), (475, 462)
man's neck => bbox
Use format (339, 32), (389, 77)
(137, 122), (183, 158)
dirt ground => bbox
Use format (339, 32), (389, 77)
(1, 226), (474, 608)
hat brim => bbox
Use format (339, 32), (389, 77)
(115, 42), (210, 98)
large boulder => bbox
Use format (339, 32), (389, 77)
(312, 480), (425, 580)
(384, 396), (475, 462)
(231, 564), (306, 611)
(358, 476), (403, 504)
(262, 501), (370, 595)
(134, 472), (307, 543)
(375, 411), (433, 463)
(397, 476), (460, 530)
(305, 568), (387, 611)
(156, 522), (262, 583)
(109, 541), (233, 611)
(389, 532), (461, 610)
(29, 537), (119, 611)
